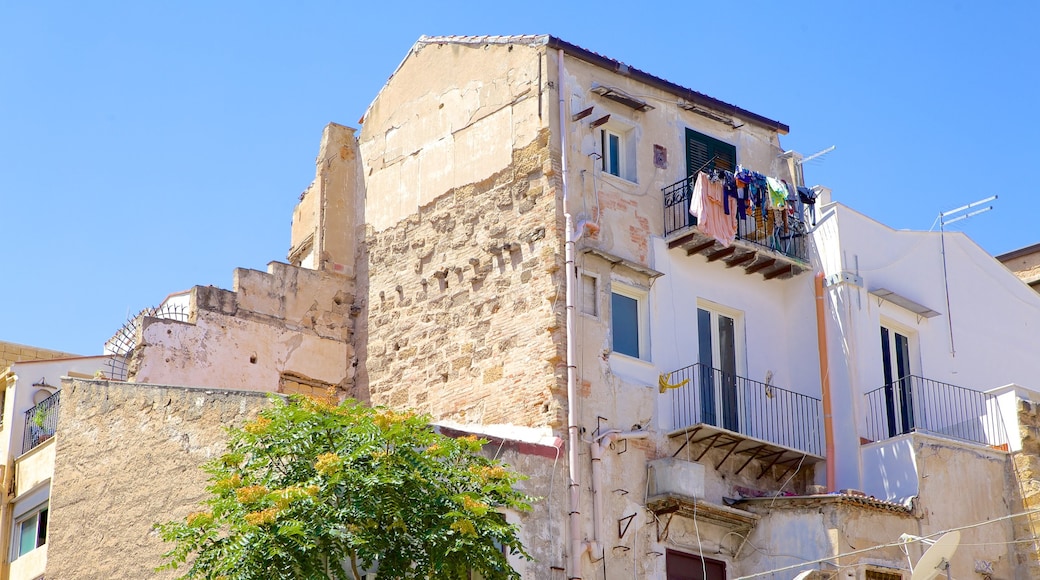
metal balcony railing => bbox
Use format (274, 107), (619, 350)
(665, 363), (823, 456)
(864, 376), (1008, 449)
(23, 391), (59, 454)
(663, 176), (809, 262)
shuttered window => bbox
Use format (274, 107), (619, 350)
(686, 128), (736, 177)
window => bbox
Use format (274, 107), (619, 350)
(12, 503), (47, 560)
(697, 303), (746, 432)
(580, 274), (598, 317)
(602, 129), (622, 176)
(611, 283), (649, 360)
(686, 128), (736, 177)
(599, 124), (637, 182)
(666, 550), (725, 580)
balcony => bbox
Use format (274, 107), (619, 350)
(23, 391), (59, 454)
(865, 376), (1008, 449)
(664, 363), (823, 479)
(663, 176), (809, 280)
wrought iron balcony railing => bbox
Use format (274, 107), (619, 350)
(865, 376), (1008, 449)
(665, 363), (823, 456)
(23, 391), (59, 454)
(663, 176), (809, 262)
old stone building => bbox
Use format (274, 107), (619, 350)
(7, 35), (1040, 579)
(280, 35), (1040, 579)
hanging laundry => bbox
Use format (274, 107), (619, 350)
(765, 177), (788, 210)
(690, 172), (737, 246)
(722, 172), (750, 220)
(797, 186), (818, 226)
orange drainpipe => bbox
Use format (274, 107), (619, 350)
(815, 272), (836, 491)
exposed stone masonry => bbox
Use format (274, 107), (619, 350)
(360, 129), (567, 429)
(46, 379), (271, 579)
(1012, 399), (1040, 577)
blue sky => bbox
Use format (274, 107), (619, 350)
(2, 2), (1038, 355)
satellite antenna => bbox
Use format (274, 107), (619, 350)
(901, 531), (960, 580)
(793, 571), (814, 580)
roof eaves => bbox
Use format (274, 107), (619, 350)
(545, 35), (789, 134)
(996, 242), (1040, 263)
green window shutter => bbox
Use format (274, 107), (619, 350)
(685, 128), (736, 177)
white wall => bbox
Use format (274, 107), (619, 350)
(813, 203), (1040, 489)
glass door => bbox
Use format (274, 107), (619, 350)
(698, 307), (740, 432)
(881, 326), (914, 437)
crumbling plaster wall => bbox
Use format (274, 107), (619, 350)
(557, 54), (788, 270)
(130, 261), (354, 393)
(359, 40), (547, 231)
(356, 42), (565, 431)
(739, 502), (914, 579)
(45, 379), (271, 579)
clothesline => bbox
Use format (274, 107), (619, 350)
(688, 167), (817, 249)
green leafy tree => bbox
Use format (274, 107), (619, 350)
(157, 395), (531, 579)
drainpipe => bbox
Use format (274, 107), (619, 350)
(814, 272), (836, 490)
(558, 47), (584, 580)
(588, 430), (649, 561)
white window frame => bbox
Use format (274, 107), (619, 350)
(696, 300), (748, 377)
(611, 281), (650, 361)
(599, 120), (638, 183)
(11, 501), (47, 561)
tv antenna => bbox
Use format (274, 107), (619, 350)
(798, 145), (836, 165)
(901, 531), (960, 580)
(935, 196), (997, 357)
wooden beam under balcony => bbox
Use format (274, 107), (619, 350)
(705, 246), (736, 262)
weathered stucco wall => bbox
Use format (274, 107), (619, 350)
(130, 261), (354, 394)
(556, 52), (789, 270)
(45, 379), (270, 579)
(359, 40), (547, 231)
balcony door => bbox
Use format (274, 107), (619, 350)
(697, 305), (743, 432)
(880, 326), (915, 437)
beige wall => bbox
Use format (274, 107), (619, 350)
(359, 41), (548, 232)
(356, 41), (564, 431)
(45, 379), (270, 579)
(129, 261), (354, 394)
(289, 123), (361, 276)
